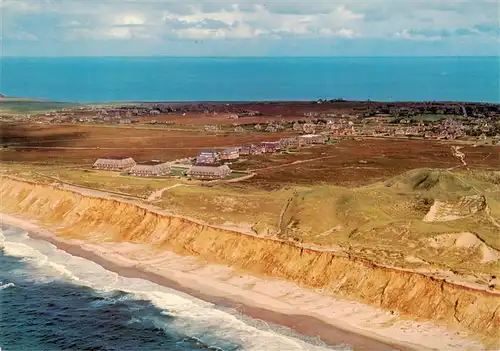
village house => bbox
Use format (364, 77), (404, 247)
(316, 121), (326, 130)
(276, 122), (285, 131)
(220, 148), (240, 161)
(265, 125), (278, 133)
(302, 123), (316, 134)
(299, 134), (328, 145)
(187, 164), (232, 180)
(234, 126), (245, 133)
(93, 157), (136, 171)
(204, 125), (219, 132)
(439, 118), (465, 140)
(196, 149), (219, 165)
(279, 137), (300, 149)
(261, 141), (281, 153)
(239, 145), (254, 156)
(293, 122), (302, 131)
(240, 144), (264, 155)
(331, 125), (356, 137)
(129, 161), (171, 177)
(246, 110), (260, 117)
(252, 144), (266, 155)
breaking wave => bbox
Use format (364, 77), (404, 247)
(0, 282), (15, 290)
(1, 224), (345, 351)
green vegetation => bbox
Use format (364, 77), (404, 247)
(170, 167), (188, 177)
(159, 184), (293, 234)
(0, 99), (82, 115)
(416, 114), (462, 122)
(278, 169), (500, 275)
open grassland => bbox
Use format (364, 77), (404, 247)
(278, 169), (500, 275)
(0, 122), (292, 164)
(156, 169), (500, 279)
(2, 123), (498, 189)
(159, 184), (294, 234)
(231, 138), (499, 189)
(0, 164), (181, 198)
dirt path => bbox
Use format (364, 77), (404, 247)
(147, 184), (191, 201)
(486, 207), (500, 229)
(276, 192), (297, 235)
(250, 155), (337, 172)
(449, 146), (467, 169)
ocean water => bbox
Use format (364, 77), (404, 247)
(1, 57), (498, 103)
(0, 225), (347, 351)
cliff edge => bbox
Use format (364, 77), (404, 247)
(0, 177), (499, 346)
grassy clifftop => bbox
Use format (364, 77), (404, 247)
(2, 164), (499, 281)
(279, 169), (500, 276)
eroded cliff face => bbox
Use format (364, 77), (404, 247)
(1, 178), (499, 344)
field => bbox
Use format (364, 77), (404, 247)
(2, 122), (498, 188)
(0, 123), (292, 165)
(232, 138), (499, 189)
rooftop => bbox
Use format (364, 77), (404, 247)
(136, 161), (164, 166)
(189, 164), (230, 173)
(199, 149), (217, 154)
(97, 156), (133, 160)
(223, 148), (239, 153)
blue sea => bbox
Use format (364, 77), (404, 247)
(1, 57), (498, 103)
(0, 225), (346, 351)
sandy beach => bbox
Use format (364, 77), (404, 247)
(0, 213), (486, 351)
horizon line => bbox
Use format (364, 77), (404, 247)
(2, 55), (498, 59)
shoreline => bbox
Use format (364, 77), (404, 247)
(1, 213), (405, 351)
(1, 213), (486, 351)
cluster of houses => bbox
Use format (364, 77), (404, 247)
(92, 157), (172, 176)
(355, 118), (468, 140)
(92, 131), (331, 180)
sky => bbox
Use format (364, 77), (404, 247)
(0, 0), (499, 56)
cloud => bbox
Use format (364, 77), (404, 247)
(58, 20), (82, 28)
(112, 14), (146, 26)
(2, 0), (498, 56)
(0, 0), (41, 11)
(6, 30), (39, 41)
(319, 28), (358, 38)
(394, 29), (442, 41)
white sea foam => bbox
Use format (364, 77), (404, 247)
(0, 282), (15, 290)
(1, 224), (346, 351)
(2, 240), (81, 283)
